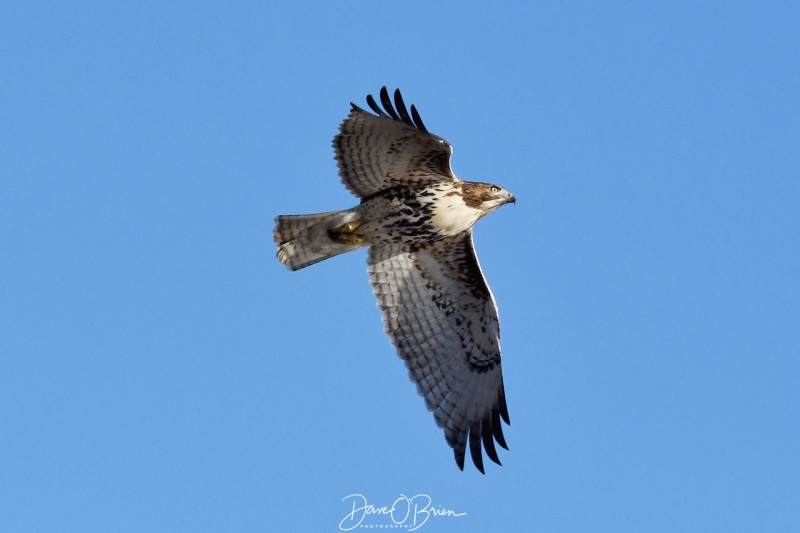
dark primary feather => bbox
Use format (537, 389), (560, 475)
(366, 94), (389, 118)
(364, 87), (430, 133)
(379, 86), (400, 120)
(410, 104), (429, 134)
(393, 89), (414, 127)
(453, 383), (510, 472)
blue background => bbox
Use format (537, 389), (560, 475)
(2, 1), (798, 531)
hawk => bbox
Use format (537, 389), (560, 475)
(274, 87), (515, 472)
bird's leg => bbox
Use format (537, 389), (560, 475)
(328, 216), (364, 244)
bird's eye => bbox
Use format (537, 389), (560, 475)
(490, 186), (500, 193)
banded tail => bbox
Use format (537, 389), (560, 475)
(274, 209), (365, 271)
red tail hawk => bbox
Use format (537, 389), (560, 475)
(274, 87), (515, 472)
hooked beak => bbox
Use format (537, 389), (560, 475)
(506, 195), (516, 205)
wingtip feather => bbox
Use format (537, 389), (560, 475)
(482, 419), (502, 466)
(393, 89), (415, 127)
(469, 424), (486, 474)
(379, 86), (400, 120)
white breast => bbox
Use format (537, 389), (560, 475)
(430, 193), (483, 235)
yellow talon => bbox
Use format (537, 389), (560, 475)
(335, 221), (361, 234)
(329, 218), (364, 244)
(338, 233), (364, 244)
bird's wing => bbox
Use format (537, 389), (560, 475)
(367, 233), (510, 472)
(334, 87), (456, 199)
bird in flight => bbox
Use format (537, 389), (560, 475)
(274, 87), (515, 472)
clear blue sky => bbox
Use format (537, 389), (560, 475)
(2, 2), (798, 531)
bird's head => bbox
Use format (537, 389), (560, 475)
(463, 182), (516, 214)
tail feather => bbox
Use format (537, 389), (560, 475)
(274, 210), (364, 271)
(273, 211), (342, 244)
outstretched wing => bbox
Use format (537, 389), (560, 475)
(367, 233), (510, 473)
(334, 87), (456, 199)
